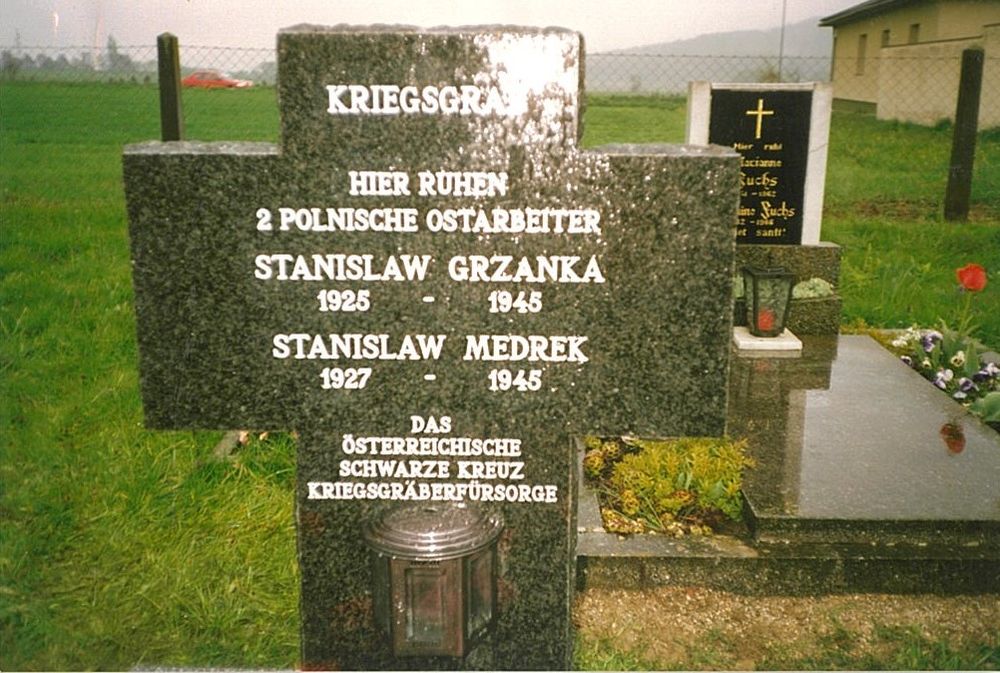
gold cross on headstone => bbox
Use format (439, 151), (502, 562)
(746, 97), (774, 139)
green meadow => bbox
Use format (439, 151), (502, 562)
(1, 81), (998, 670)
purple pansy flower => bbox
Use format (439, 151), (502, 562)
(921, 330), (942, 353)
(933, 369), (954, 390)
(974, 362), (1000, 383)
(953, 377), (975, 400)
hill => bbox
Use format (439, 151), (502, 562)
(585, 17), (833, 94)
(621, 17), (832, 58)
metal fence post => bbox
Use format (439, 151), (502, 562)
(944, 48), (984, 222)
(157, 33), (184, 141)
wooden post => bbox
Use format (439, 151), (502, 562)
(157, 33), (184, 141)
(944, 48), (983, 221)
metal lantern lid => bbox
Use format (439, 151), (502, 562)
(742, 265), (795, 282)
(363, 502), (503, 561)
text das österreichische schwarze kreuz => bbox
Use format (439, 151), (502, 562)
(268, 83), (602, 503)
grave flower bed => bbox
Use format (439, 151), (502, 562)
(883, 263), (1000, 431)
(582, 436), (753, 536)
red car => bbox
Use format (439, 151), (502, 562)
(181, 69), (252, 89)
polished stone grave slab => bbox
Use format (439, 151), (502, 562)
(578, 335), (1000, 595)
(736, 335), (1000, 546)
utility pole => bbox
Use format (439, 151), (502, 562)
(777, 0), (788, 81)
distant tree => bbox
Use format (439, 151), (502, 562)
(1, 50), (20, 79)
(75, 51), (95, 71)
(756, 63), (782, 83)
(104, 34), (135, 72)
(252, 60), (277, 86)
(755, 62), (803, 84)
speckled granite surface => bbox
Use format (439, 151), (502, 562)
(124, 26), (739, 669)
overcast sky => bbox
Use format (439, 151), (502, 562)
(4, 0), (860, 53)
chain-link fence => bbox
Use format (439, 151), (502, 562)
(0, 44), (275, 85)
(2, 43), (997, 129)
(585, 53), (833, 93)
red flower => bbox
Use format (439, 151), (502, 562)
(956, 263), (987, 292)
(756, 308), (775, 332)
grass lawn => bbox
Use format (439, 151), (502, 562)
(1, 81), (998, 670)
(1, 83), (297, 670)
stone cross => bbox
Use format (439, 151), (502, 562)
(124, 25), (739, 669)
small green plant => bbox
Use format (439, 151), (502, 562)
(573, 634), (658, 671)
(583, 437), (753, 536)
(970, 392), (1000, 425)
(792, 276), (835, 299)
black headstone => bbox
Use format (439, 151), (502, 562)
(123, 25), (740, 669)
(708, 89), (812, 245)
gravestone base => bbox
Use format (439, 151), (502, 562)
(577, 544), (1000, 595)
(786, 296), (842, 336)
(732, 326), (802, 352)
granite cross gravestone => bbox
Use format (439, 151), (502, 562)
(124, 25), (740, 669)
(687, 82), (832, 246)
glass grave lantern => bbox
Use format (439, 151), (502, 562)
(742, 265), (795, 337)
(363, 502), (503, 658)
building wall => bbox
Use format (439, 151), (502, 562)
(876, 24), (999, 127)
(827, 0), (1000, 104)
